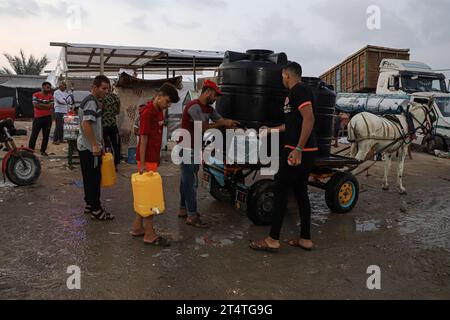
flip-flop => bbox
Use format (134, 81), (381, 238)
(249, 240), (279, 253)
(287, 240), (313, 251)
(130, 231), (145, 237)
(144, 236), (171, 247)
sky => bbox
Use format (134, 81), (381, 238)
(1, 0), (449, 79)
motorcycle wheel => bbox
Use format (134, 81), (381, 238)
(6, 151), (41, 186)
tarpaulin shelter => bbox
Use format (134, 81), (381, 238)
(0, 76), (42, 118)
(48, 42), (225, 159)
(48, 42), (224, 89)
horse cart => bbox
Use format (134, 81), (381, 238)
(202, 147), (361, 226)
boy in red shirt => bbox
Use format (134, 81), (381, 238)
(131, 83), (180, 247)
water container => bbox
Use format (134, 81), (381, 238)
(101, 153), (116, 188)
(302, 77), (337, 157)
(131, 171), (165, 218)
(127, 147), (138, 164)
(216, 49), (288, 129)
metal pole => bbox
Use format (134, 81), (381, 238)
(142, 67), (145, 79)
(100, 48), (105, 75)
(64, 46), (69, 82)
(166, 54), (169, 79)
(193, 56), (197, 91)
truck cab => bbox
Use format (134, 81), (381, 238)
(409, 92), (450, 152)
(376, 59), (448, 95)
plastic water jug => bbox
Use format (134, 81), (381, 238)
(131, 171), (165, 217)
(101, 153), (116, 188)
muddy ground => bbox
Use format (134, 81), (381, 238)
(0, 123), (449, 300)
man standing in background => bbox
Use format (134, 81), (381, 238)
(102, 88), (121, 168)
(52, 81), (70, 145)
(29, 81), (54, 156)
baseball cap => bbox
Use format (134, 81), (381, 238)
(203, 80), (223, 96)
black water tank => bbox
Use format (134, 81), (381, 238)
(216, 49), (288, 128)
(302, 77), (336, 157)
(216, 50), (336, 157)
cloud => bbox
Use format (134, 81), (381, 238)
(125, 15), (152, 32)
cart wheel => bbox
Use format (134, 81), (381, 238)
(247, 179), (277, 226)
(325, 172), (359, 214)
(210, 177), (234, 202)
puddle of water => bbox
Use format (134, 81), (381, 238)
(0, 181), (17, 188)
(355, 219), (380, 232)
(398, 204), (450, 252)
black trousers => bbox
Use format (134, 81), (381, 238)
(103, 125), (121, 166)
(28, 116), (52, 153)
(270, 151), (317, 241)
(79, 149), (102, 211)
(53, 112), (65, 142)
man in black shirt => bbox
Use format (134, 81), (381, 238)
(250, 62), (318, 252)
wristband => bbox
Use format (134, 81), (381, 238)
(295, 147), (303, 152)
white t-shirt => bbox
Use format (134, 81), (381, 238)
(54, 89), (71, 114)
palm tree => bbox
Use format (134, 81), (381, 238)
(2, 50), (49, 75)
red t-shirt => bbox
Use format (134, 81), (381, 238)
(32, 91), (54, 118)
(136, 101), (164, 164)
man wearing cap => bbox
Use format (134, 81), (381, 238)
(179, 80), (239, 228)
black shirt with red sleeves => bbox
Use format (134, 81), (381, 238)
(283, 82), (319, 152)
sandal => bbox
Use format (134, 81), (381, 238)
(186, 215), (209, 229)
(84, 206), (92, 214)
(130, 231), (145, 237)
(178, 209), (188, 218)
(287, 239), (313, 251)
(91, 209), (115, 221)
(144, 236), (171, 247)
(249, 239), (279, 253)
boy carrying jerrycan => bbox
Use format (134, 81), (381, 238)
(131, 83), (180, 247)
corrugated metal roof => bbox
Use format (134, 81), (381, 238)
(50, 42), (225, 74)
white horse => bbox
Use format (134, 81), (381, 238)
(348, 99), (434, 195)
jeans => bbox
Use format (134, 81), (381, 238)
(179, 163), (200, 216)
(28, 116), (52, 153)
(79, 149), (102, 211)
(53, 112), (65, 142)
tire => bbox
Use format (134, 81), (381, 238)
(209, 177), (234, 202)
(325, 172), (359, 214)
(6, 151), (41, 186)
(422, 136), (444, 154)
(247, 179), (277, 226)
(434, 136), (446, 152)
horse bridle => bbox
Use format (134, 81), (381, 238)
(406, 103), (437, 137)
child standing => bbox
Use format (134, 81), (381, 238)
(130, 83), (180, 246)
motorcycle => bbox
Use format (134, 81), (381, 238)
(0, 118), (41, 186)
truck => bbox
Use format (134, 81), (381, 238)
(323, 52), (450, 152)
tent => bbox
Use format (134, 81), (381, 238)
(0, 77), (42, 118)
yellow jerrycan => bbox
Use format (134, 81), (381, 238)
(131, 171), (165, 217)
(101, 153), (116, 188)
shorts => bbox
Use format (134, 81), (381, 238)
(137, 162), (158, 172)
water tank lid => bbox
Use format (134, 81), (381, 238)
(246, 49), (275, 56)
